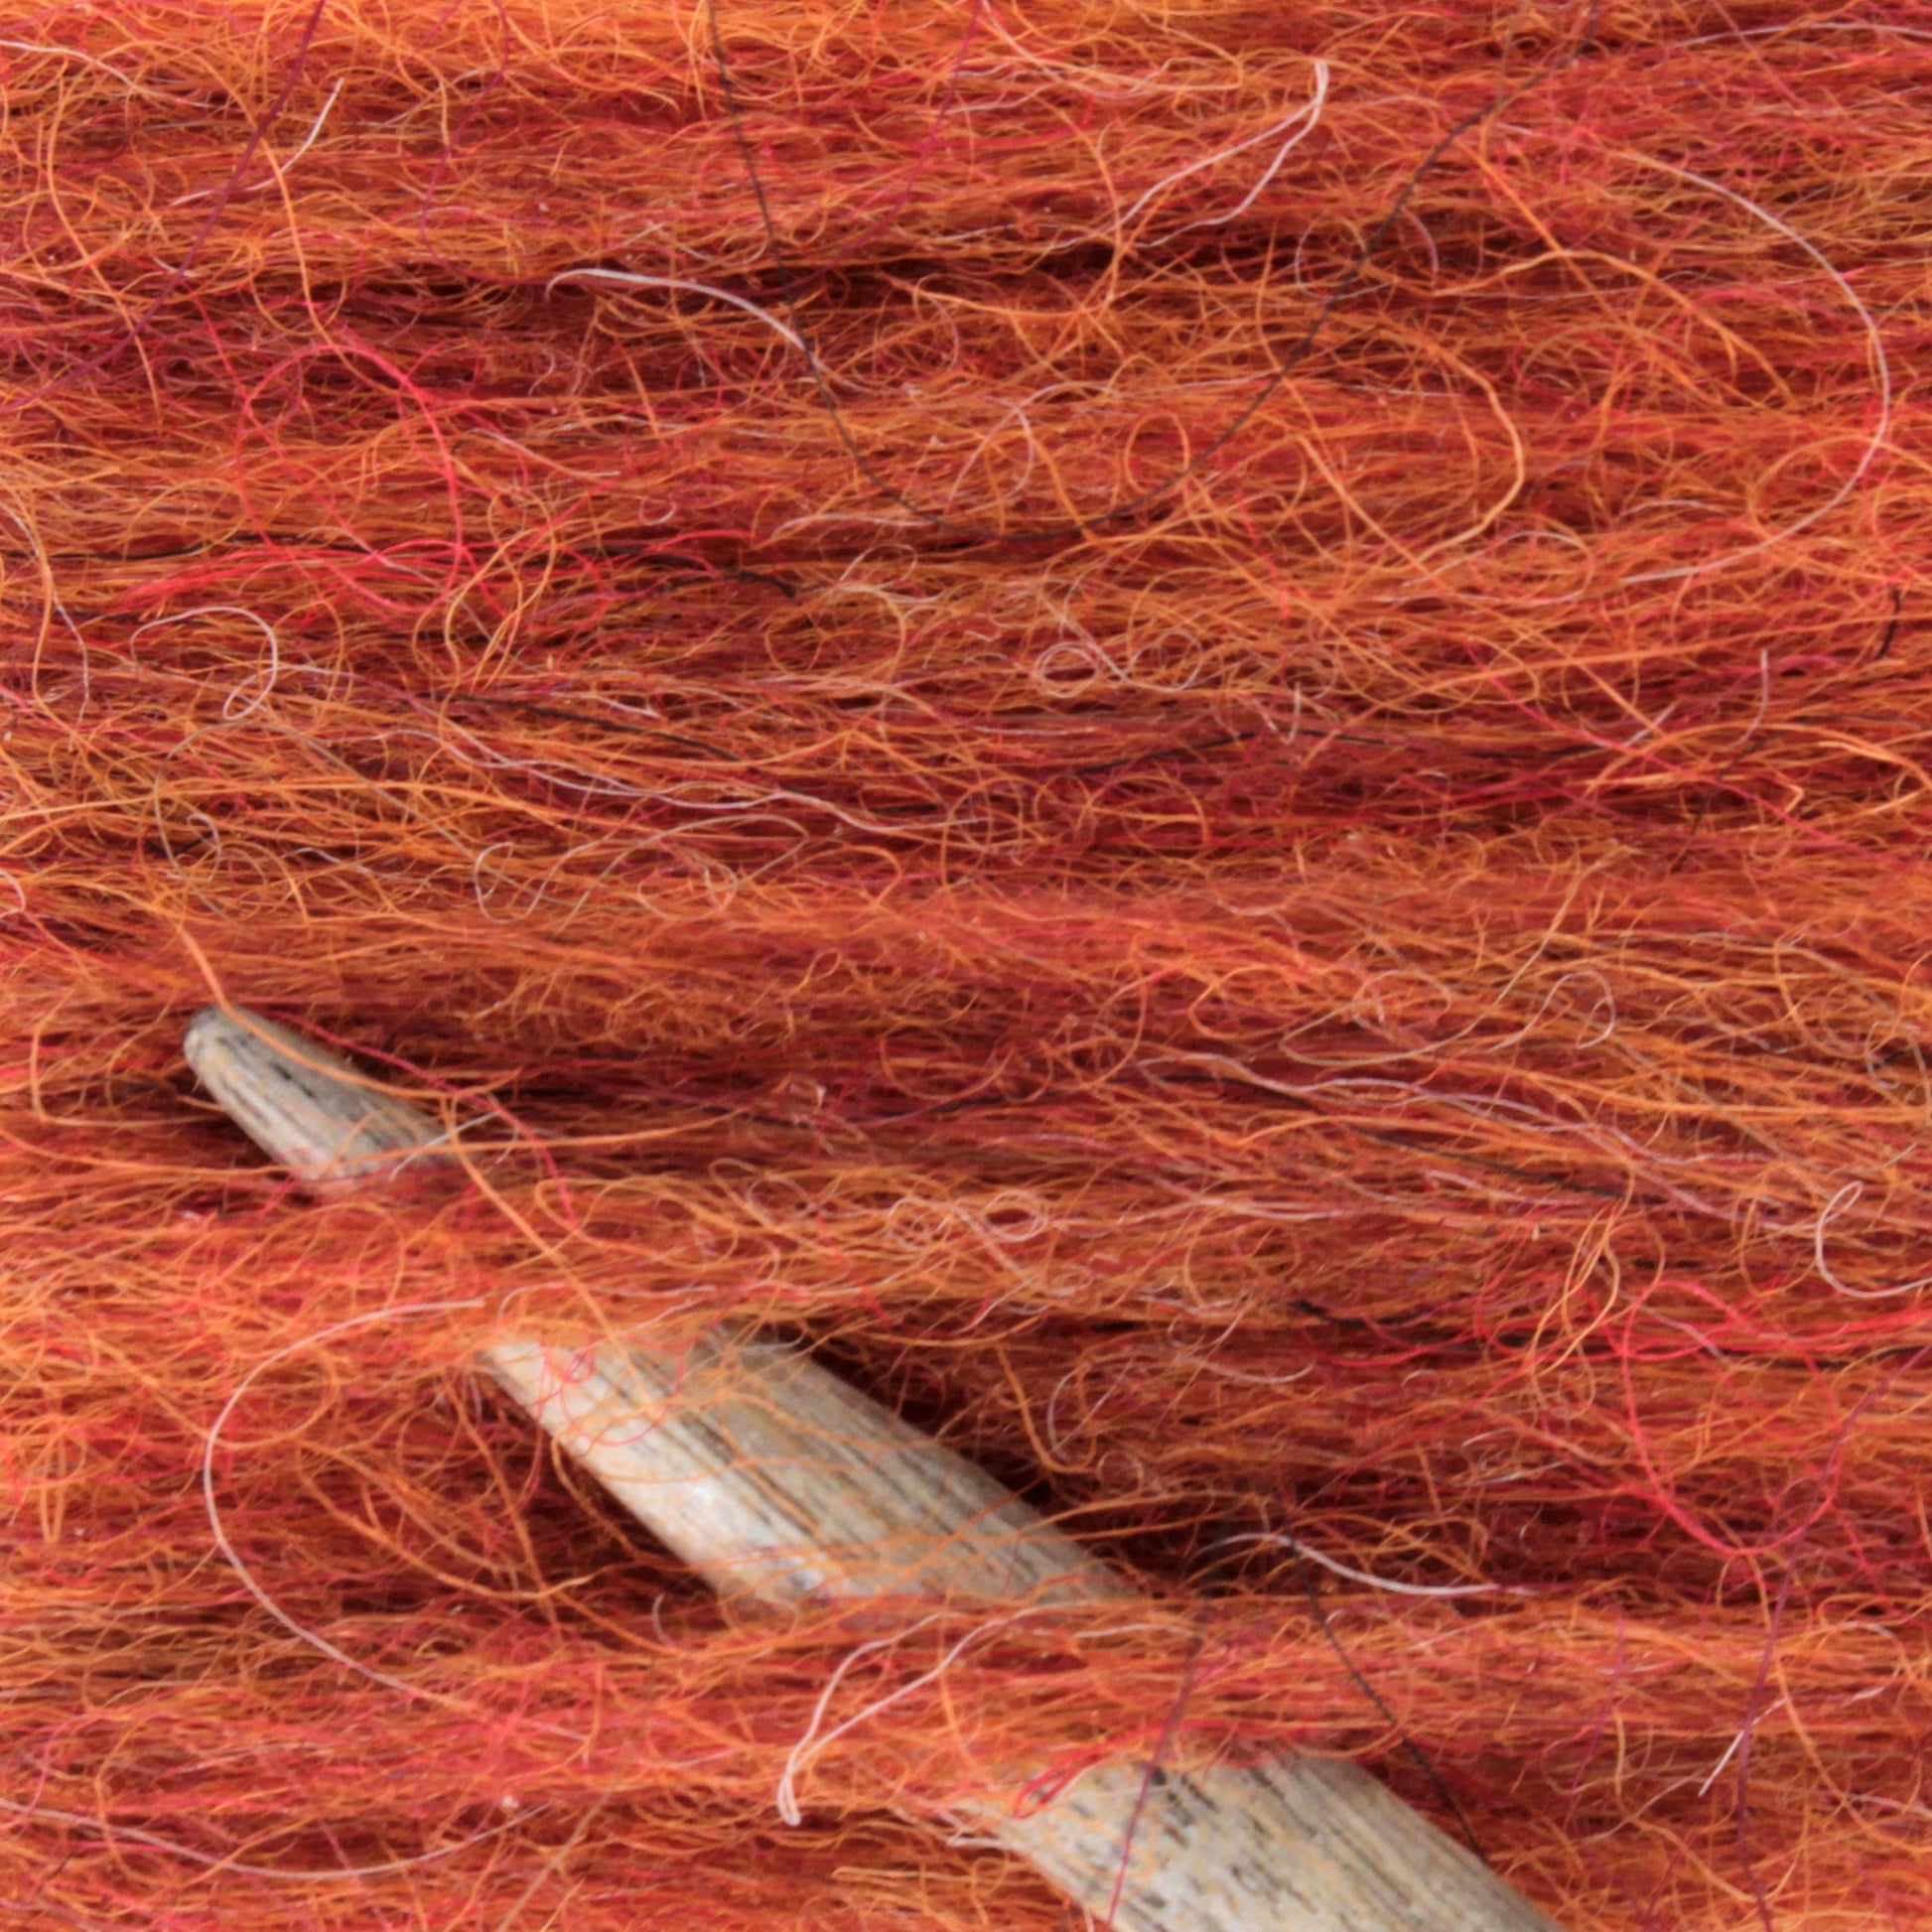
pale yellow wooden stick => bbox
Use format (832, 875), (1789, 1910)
(186, 1006), (1566, 1932)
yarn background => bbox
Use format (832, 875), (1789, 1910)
(4, 4), (1930, 1926)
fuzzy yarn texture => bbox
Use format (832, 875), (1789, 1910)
(4, 3), (1930, 1928)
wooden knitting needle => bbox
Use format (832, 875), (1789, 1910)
(186, 1005), (1566, 1932)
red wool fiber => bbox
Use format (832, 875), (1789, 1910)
(3, 2), (1931, 1926)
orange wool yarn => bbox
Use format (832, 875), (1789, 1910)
(4, 3), (1931, 1927)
